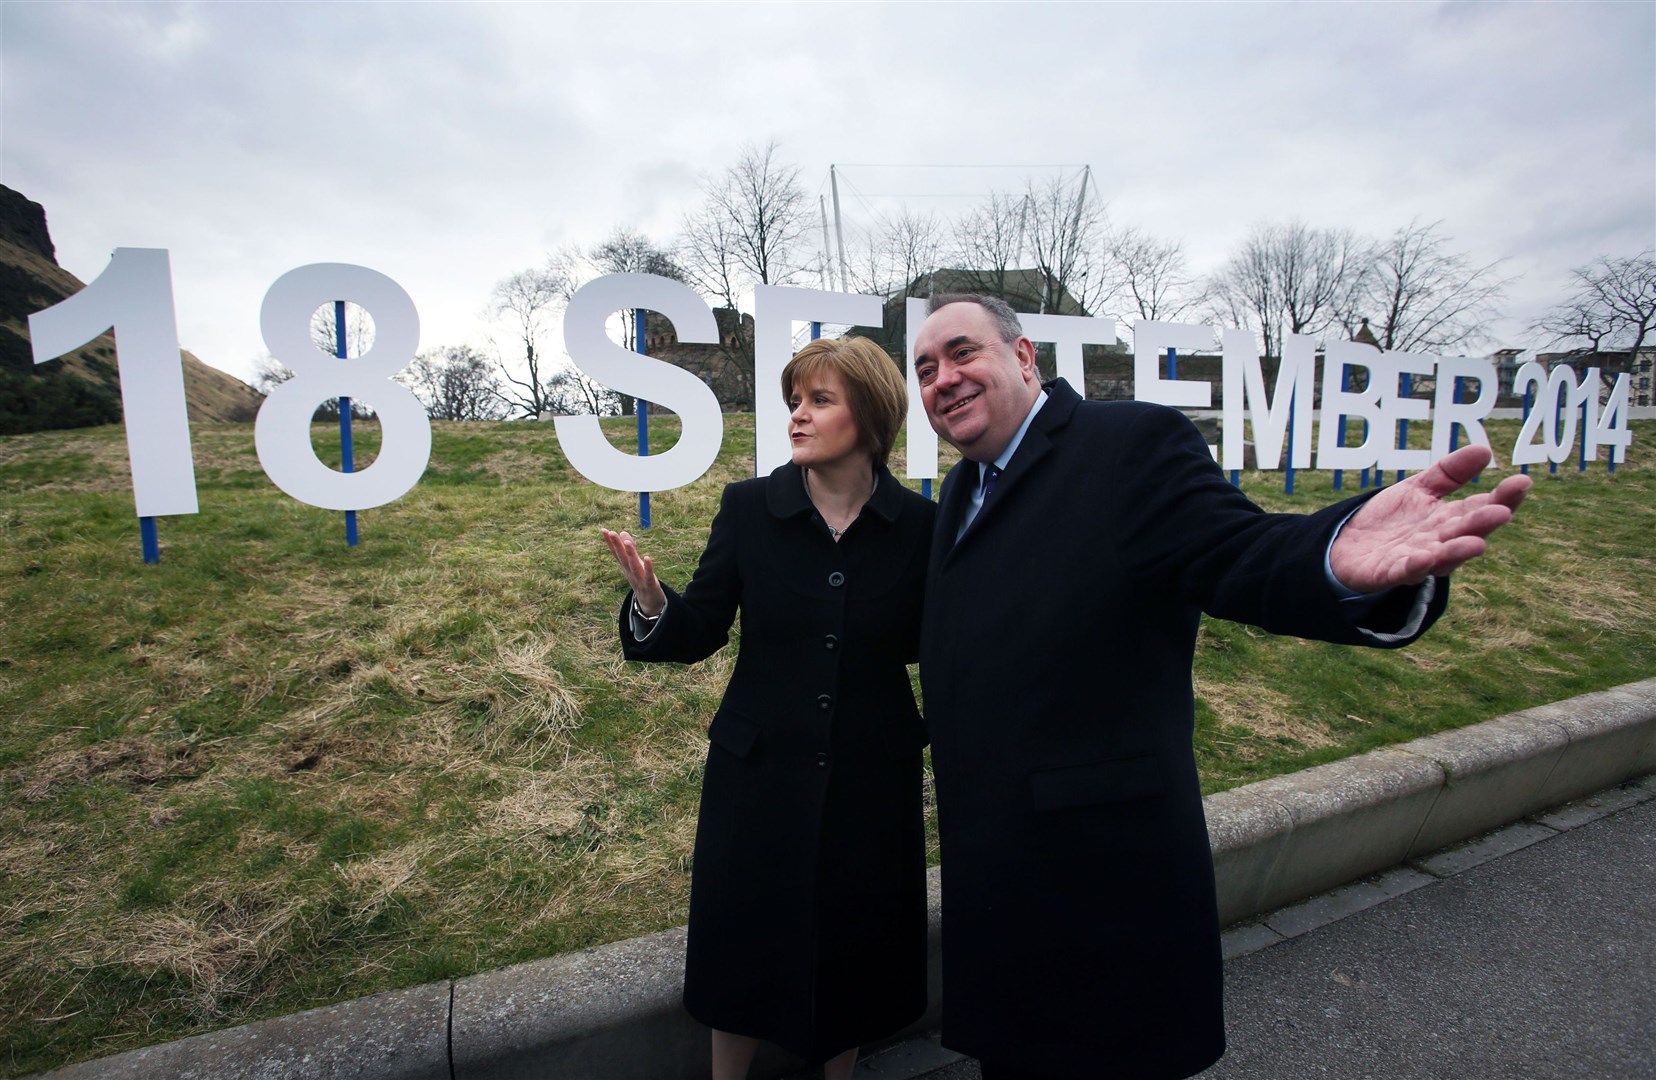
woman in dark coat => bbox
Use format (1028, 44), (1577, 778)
(601, 336), (935, 1080)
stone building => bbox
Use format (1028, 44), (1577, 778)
(637, 306), (757, 412)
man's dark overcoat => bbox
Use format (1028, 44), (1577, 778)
(621, 461), (935, 1061)
(919, 380), (1446, 1079)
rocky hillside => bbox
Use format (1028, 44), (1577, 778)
(0, 184), (262, 434)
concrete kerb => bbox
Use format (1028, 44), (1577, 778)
(41, 679), (1656, 1080)
(1204, 677), (1656, 923)
(44, 981), (452, 1080)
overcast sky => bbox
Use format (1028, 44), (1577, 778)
(4, 1), (1652, 384)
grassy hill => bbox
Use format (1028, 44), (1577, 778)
(1, 415), (1652, 1075)
(0, 184), (263, 435)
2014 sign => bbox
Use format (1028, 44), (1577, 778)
(29, 249), (1635, 560)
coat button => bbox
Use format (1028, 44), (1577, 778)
(817, 694), (833, 711)
(824, 634), (839, 650)
(828, 571), (845, 587)
(816, 752), (830, 769)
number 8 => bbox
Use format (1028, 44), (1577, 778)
(255, 264), (431, 511)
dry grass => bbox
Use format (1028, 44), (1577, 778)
(0, 426), (138, 497)
(1, 414), (1651, 1076)
(17, 733), (205, 803)
(1195, 672), (1336, 756)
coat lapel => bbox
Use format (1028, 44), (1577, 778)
(939, 379), (1081, 565)
(931, 461), (974, 570)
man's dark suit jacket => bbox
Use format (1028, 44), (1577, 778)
(919, 379), (1445, 1079)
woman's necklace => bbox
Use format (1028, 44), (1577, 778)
(804, 469), (871, 542)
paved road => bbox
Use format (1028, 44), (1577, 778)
(867, 786), (1655, 1080)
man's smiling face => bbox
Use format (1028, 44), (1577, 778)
(913, 301), (1042, 463)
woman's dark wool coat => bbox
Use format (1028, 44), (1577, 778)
(619, 462), (935, 1061)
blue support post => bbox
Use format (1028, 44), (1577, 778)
(1358, 370), (1370, 489)
(140, 516), (159, 564)
(636, 309), (650, 529)
(1395, 371), (1411, 486)
(1520, 384), (1533, 477)
(335, 301), (357, 547)
(1448, 376), (1461, 453)
(1609, 390), (1618, 474)
(1550, 378), (1562, 476)
(1578, 393), (1589, 473)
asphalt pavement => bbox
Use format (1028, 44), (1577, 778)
(858, 780), (1655, 1080)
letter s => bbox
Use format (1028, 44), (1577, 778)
(554, 273), (724, 491)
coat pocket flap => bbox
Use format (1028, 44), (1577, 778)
(1029, 755), (1163, 810)
(707, 710), (761, 758)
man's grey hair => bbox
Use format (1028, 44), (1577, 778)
(926, 292), (1025, 346)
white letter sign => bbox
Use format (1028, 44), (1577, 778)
(752, 285), (883, 476)
(28, 247), (198, 518)
(255, 264), (432, 511)
(555, 273), (724, 491)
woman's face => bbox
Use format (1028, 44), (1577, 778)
(788, 366), (864, 470)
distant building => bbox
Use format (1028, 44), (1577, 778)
(638, 306), (756, 412)
(850, 268), (1130, 398)
(1537, 347), (1650, 407)
(1491, 349), (1527, 401)
(1630, 347), (1654, 407)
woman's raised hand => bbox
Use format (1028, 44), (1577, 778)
(601, 529), (667, 617)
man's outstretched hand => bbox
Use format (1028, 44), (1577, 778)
(1329, 444), (1531, 594)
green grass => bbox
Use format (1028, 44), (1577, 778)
(0, 414), (1651, 1076)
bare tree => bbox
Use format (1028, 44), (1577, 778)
(1212, 220), (1370, 357)
(884, 207), (945, 298)
(293, 302), (378, 418)
(847, 206), (945, 299)
(255, 351), (372, 421)
(1103, 226), (1205, 324)
(486, 255), (575, 419)
(680, 201), (746, 316)
(543, 364), (621, 417)
(714, 140), (810, 289)
(400, 345), (507, 421)
(843, 224), (892, 299)
(308, 301), (374, 359)
(579, 226), (689, 414)
(1352, 220), (1509, 353)
(680, 141), (809, 304)
(1279, 222), (1368, 346)
(678, 140), (809, 407)
(590, 227), (686, 287)
(1023, 172), (1110, 316)
(252, 355), (293, 397)
(949, 189), (1030, 301)
(1533, 251), (1656, 356)
(1211, 230), (1283, 359)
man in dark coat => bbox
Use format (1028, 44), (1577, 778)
(911, 294), (1530, 1079)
